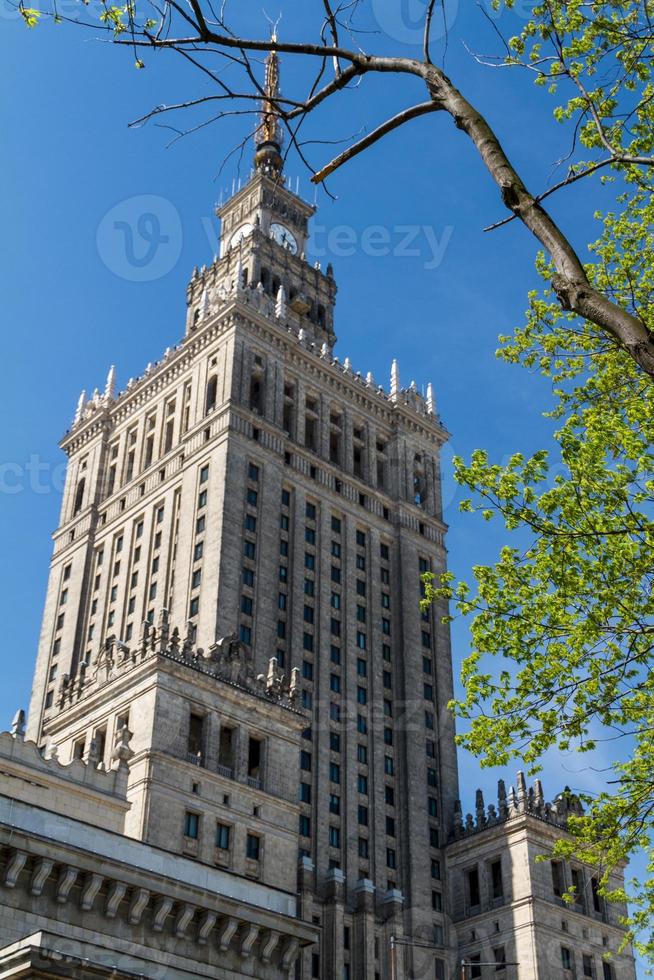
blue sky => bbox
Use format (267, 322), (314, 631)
(0, 1), (644, 965)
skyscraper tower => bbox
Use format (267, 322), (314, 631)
(26, 48), (459, 979)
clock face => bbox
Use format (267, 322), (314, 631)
(229, 222), (253, 249)
(270, 222), (298, 255)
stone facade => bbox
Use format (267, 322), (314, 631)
(0, 723), (317, 978)
(447, 777), (636, 980)
(12, 48), (638, 980)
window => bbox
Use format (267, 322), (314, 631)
(304, 604), (314, 624)
(380, 543), (390, 560)
(300, 782), (312, 803)
(358, 837), (369, 859)
(281, 488), (290, 506)
(184, 812), (199, 839)
(244, 541), (256, 559)
(277, 620), (286, 639)
(356, 530), (366, 547)
(382, 618), (391, 635)
(383, 671), (392, 689)
(431, 859), (441, 880)
(582, 954), (594, 978)
(468, 956), (482, 979)
(280, 539), (289, 557)
(467, 867), (481, 907)
(196, 515), (206, 534)
(305, 527), (316, 545)
(301, 751), (312, 772)
(358, 805), (368, 825)
(358, 774), (368, 795)
(192, 569), (202, 589)
(356, 632), (367, 650)
(356, 554), (366, 571)
(200, 464), (209, 483)
(303, 633), (314, 652)
(331, 515), (341, 533)
(243, 567), (254, 587)
(248, 463), (259, 481)
(357, 714), (367, 734)
(384, 727), (394, 745)
(279, 566), (288, 582)
(357, 658), (367, 677)
(305, 553), (315, 570)
(247, 488), (258, 506)
(239, 625), (251, 645)
(602, 962), (615, 980)
(205, 375), (218, 413)
(357, 687), (367, 705)
(306, 502), (316, 520)
(331, 592), (341, 609)
(216, 823), (231, 850)
(432, 890), (442, 912)
(299, 815), (311, 837)
(330, 762), (341, 783)
(490, 859), (504, 900)
(331, 566), (341, 584)
(329, 826), (340, 848)
(552, 860), (565, 898)
(386, 848), (397, 869)
(428, 796), (438, 818)
(329, 794), (341, 815)
(331, 618), (341, 637)
(330, 674), (341, 694)
(246, 834), (261, 860)
(356, 604), (366, 623)
(357, 744), (368, 764)
(331, 540), (341, 558)
(194, 542), (204, 562)
(302, 660), (314, 681)
(386, 816), (396, 836)
(381, 592), (390, 609)
(330, 732), (341, 752)
(424, 683), (434, 701)
(73, 478), (86, 515)
(384, 755), (394, 775)
(385, 785), (395, 806)
(331, 645), (341, 665)
(561, 947), (572, 971)
(245, 514), (257, 532)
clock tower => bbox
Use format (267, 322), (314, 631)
(197, 46), (337, 348)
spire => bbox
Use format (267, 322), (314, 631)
(390, 359), (400, 399)
(73, 390), (86, 426)
(426, 382), (436, 415)
(254, 36), (284, 178)
(104, 365), (116, 401)
(275, 283), (287, 319)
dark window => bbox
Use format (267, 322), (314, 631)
(184, 812), (199, 839)
(491, 859), (504, 900)
(467, 867), (481, 907)
(216, 823), (230, 849)
(246, 834), (261, 860)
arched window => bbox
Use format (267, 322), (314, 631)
(205, 375), (218, 414)
(260, 267), (271, 293)
(73, 478), (86, 516)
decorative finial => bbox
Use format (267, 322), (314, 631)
(104, 366), (116, 401)
(275, 284), (287, 319)
(426, 382), (436, 415)
(343, 357), (352, 373)
(73, 390), (86, 426)
(200, 287), (210, 318)
(365, 371), (374, 387)
(390, 359), (400, 398)
(10, 709), (26, 740)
